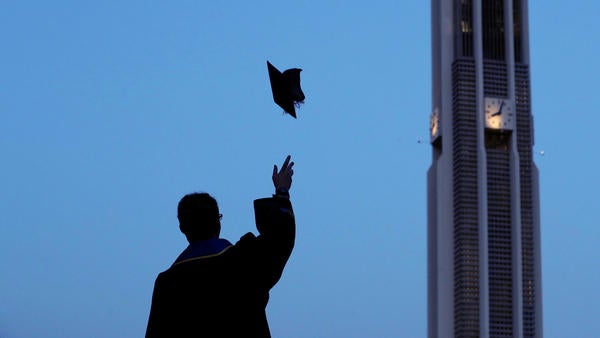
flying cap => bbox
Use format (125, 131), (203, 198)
(267, 61), (305, 118)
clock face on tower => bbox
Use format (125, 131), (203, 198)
(430, 108), (440, 142)
(485, 97), (515, 130)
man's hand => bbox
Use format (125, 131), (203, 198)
(272, 155), (294, 194)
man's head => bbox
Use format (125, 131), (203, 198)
(177, 193), (221, 242)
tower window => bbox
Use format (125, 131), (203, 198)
(513, 0), (523, 63)
(485, 130), (511, 150)
(455, 0), (473, 57)
(482, 0), (506, 61)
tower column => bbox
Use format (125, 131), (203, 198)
(472, 0), (490, 337)
(504, 0), (525, 337)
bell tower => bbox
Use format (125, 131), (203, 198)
(427, 1), (543, 337)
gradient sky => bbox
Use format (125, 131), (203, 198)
(1, 1), (599, 337)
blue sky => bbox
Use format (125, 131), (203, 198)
(1, 1), (598, 337)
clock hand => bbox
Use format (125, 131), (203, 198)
(491, 101), (505, 117)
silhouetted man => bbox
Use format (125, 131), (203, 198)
(146, 155), (296, 338)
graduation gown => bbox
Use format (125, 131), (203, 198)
(146, 197), (295, 338)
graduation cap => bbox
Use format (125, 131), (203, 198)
(267, 61), (305, 118)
